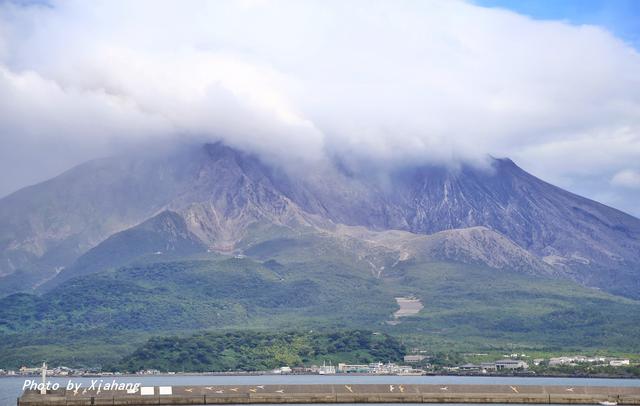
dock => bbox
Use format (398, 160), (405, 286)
(18, 383), (640, 405)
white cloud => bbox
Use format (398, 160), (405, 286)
(612, 170), (640, 189)
(0, 0), (639, 215)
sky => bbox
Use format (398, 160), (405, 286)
(0, 0), (639, 216)
(475, 0), (640, 48)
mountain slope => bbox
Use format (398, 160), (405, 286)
(284, 159), (640, 294)
(0, 147), (204, 285)
(2, 251), (640, 368)
(47, 210), (207, 286)
(0, 143), (312, 292)
(167, 143), (313, 251)
(326, 225), (555, 276)
(0, 142), (639, 299)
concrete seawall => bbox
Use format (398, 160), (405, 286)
(18, 383), (640, 405)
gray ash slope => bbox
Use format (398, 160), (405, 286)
(1, 142), (638, 298)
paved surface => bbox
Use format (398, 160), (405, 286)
(18, 383), (640, 405)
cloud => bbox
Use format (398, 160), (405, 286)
(0, 0), (639, 216)
(612, 170), (640, 189)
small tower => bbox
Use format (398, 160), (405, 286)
(40, 361), (47, 395)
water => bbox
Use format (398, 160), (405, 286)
(3, 374), (639, 405)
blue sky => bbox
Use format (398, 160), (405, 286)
(475, 0), (640, 48)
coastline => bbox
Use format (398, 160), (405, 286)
(4, 371), (640, 380)
(17, 382), (640, 405)
(5, 373), (640, 406)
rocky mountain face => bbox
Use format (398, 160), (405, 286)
(1, 142), (639, 298)
(298, 159), (640, 297)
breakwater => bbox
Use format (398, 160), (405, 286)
(17, 383), (640, 405)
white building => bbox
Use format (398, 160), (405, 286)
(495, 360), (528, 370)
(337, 363), (369, 373)
(549, 355), (610, 366)
(19, 366), (40, 375)
(459, 363), (480, 371)
(549, 357), (575, 366)
(404, 355), (427, 363)
(609, 359), (630, 367)
(318, 362), (336, 375)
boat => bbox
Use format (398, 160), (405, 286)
(599, 401), (617, 406)
(318, 361), (336, 375)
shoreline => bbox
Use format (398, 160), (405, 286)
(18, 383), (640, 405)
(4, 372), (640, 380)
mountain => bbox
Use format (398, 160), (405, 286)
(2, 141), (640, 367)
(1, 142), (639, 298)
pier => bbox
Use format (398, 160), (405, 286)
(17, 383), (640, 405)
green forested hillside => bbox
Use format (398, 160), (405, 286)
(2, 231), (640, 369)
(115, 330), (405, 372)
(42, 210), (208, 290)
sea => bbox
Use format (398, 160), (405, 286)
(2, 374), (639, 406)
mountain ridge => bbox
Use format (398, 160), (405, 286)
(1, 142), (639, 299)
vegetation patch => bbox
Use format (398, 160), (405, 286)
(114, 330), (406, 372)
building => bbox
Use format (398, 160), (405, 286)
(459, 363), (480, 371)
(549, 357), (574, 366)
(337, 363), (369, 373)
(495, 360), (528, 370)
(336, 362), (419, 375)
(480, 362), (497, 371)
(404, 355), (427, 363)
(549, 355), (607, 366)
(136, 369), (161, 375)
(19, 366), (41, 375)
(609, 359), (630, 367)
(318, 362), (336, 375)
(356, 362), (418, 374)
